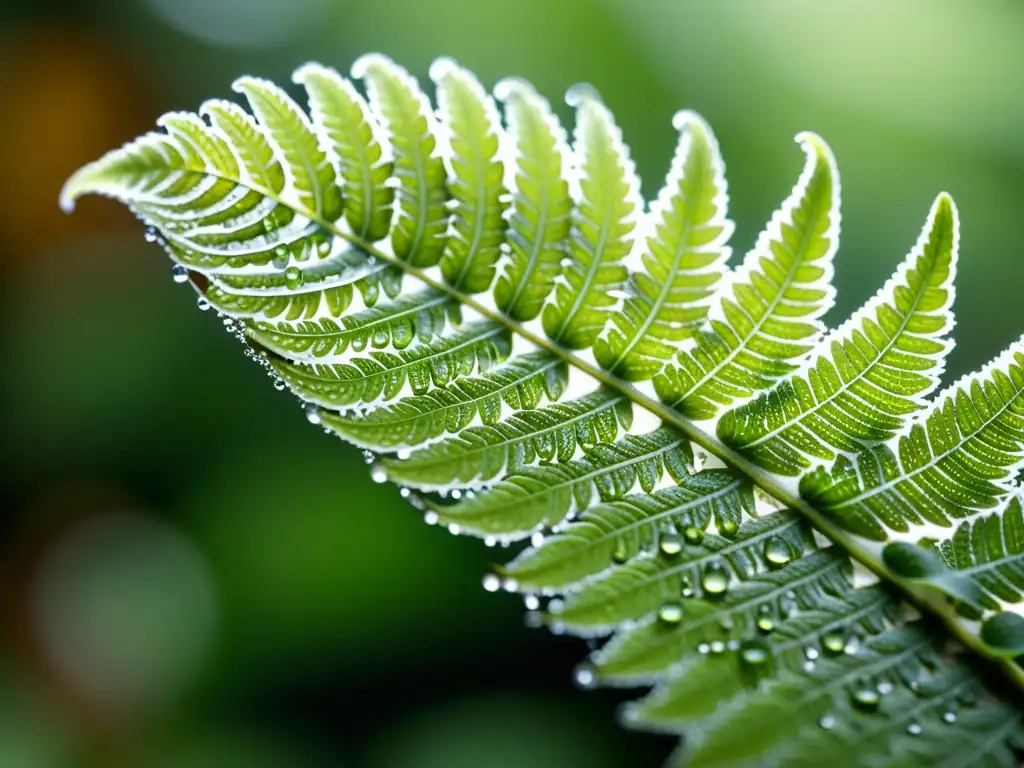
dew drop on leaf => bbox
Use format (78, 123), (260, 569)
(524, 594), (540, 611)
(196, 297), (211, 311)
(530, 531), (545, 548)
(683, 526), (704, 545)
(906, 722), (922, 736)
(171, 264), (189, 284)
(821, 629), (846, 655)
(305, 405), (321, 425)
(763, 536), (793, 569)
(818, 714), (836, 731)
(942, 711), (956, 724)
(659, 531), (682, 557)
(370, 463), (387, 484)
(709, 640), (725, 655)
(144, 227), (158, 243)
(877, 681), (894, 696)
(573, 663), (597, 690)
(720, 518), (738, 537)
(738, 640), (770, 668)
(658, 601), (684, 626)
(481, 573), (500, 592)
(284, 266), (303, 289)
(701, 561), (729, 596)
(757, 616), (775, 634)
(850, 685), (881, 712)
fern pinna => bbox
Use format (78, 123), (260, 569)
(62, 55), (1024, 767)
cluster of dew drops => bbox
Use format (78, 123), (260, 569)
(161, 231), (971, 737)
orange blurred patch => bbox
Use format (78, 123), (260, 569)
(0, 27), (154, 260)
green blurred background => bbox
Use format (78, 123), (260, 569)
(1, 1), (1021, 765)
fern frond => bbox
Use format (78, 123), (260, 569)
(62, 54), (1024, 766)
(653, 132), (840, 418)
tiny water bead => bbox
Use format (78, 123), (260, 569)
(658, 601), (684, 626)
(144, 227), (158, 243)
(906, 722), (922, 736)
(171, 264), (189, 283)
(942, 711), (957, 724)
(701, 561), (730, 596)
(709, 640), (725, 655)
(530, 531), (545, 548)
(877, 681), (894, 696)
(305, 405), (321, 425)
(284, 266), (303, 289)
(196, 296), (211, 311)
(818, 714), (836, 731)
(273, 379), (287, 391)
(573, 664), (598, 690)
(524, 594), (540, 611)
(763, 536), (793, 569)
(482, 573), (501, 592)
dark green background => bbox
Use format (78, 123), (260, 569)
(1, 1), (1021, 765)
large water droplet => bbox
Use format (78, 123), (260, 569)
(821, 629), (846, 656)
(659, 531), (682, 557)
(284, 266), (303, 289)
(701, 561), (729, 596)
(683, 526), (704, 545)
(305, 405), (321, 425)
(763, 536), (793, 569)
(171, 264), (189, 284)
(658, 601), (684, 626)
(739, 640), (770, 667)
(851, 684), (880, 712)
(370, 463), (387, 484)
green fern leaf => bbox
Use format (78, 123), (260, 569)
(718, 192), (957, 475)
(594, 111), (733, 381)
(653, 132), (840, 418)
(542, 86), (640, 349)
(61, 54), (1024, 767)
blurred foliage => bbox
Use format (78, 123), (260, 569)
(0, 0), (1020, 765)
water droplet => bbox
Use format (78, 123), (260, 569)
(284, 266), (303, 289)
(659, 531), (682, 557)
(197, 297), (211, 311)
(524, 610), (542, 629)
(942, 710), (956, 724)
(451, 489), (462, 500)
(877, 681), (894, 696)
(720, 519), (738, 536)
(273, 380), (286, 392)
(709, 640), (725, 655)
(423, 511), (439, 525)
(482, 573), (500, 592)
(658, 601), (684, 626)
(396, 449), (411, 460)
(612, 537), (629, 564)
(484, 536), (496, 548)
(763, 536), (793, 569)
(171, 264), (189, 284)
(317, 238), (332, 257)
(683, 526), (704, 545)
(370, 464), (387, 484)
(818, 714), (836, 731)
(144, 228), (158, 243)
(305, 405), (321, 425)
(851, 685), (880, 712)
(803, 660), (816, 673)
(524, 594), (540, 611)
(697, 642), (710, 655)
(448, 524), (461, 535)
(906, 722), (922, 736)
(757, 616), (775, 634)
(804, 647), (820, 661)
(547, 598), (564, 615)
(701, 561), (729, 596)
(739, 640), (770, 667)
(502, 577), (519, 593)
(821, 629), (846, 656)
(573, 663), (597, 690)
(530, 531), (545, 548)
(399, 487), (410, 499)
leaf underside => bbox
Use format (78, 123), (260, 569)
(62, 54), (1024, 767)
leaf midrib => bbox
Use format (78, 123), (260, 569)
(148, 162), (1024, 692)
